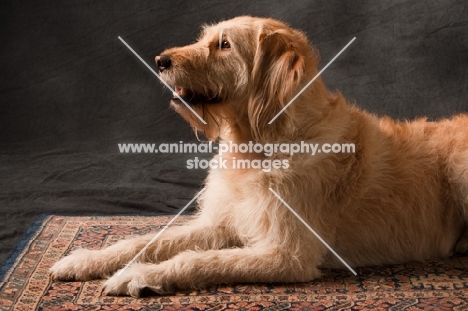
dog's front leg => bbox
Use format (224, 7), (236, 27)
(50, 223), (238, 281)
(49, 233), (155, 281)
(103, 246), (321, 297)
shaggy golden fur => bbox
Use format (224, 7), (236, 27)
(50, 16), (468, 297)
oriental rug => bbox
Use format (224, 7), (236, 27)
(1, 215), (468, 310)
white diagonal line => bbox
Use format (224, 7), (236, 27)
(268, 187), (357, 276)
(117, 187), (206, 276)
(118, 36), (207, 125)
(268, 37), (356, 124)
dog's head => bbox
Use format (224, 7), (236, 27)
(156, 16), (323, 142)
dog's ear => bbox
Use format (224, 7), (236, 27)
(248, 29), (306, 142)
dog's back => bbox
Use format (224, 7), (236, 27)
(323, 111), (468, 267)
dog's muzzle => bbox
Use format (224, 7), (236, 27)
(156, 55), (171, 72)
(155, 54), (222, 105)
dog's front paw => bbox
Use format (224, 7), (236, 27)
(102, 268), (135, 297)
(102, 263), (172, 297)
(50, 248), (100, 281)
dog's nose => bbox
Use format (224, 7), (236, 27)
(155, 55), (171, 72)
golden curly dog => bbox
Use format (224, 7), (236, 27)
(50, 16), (468, 297)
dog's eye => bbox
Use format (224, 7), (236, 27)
(220, 40), (231, 50)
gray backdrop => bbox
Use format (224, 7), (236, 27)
(0, 0), (467, 265)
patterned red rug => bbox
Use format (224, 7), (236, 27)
(1, 215), (468, 310)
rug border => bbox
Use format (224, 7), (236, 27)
(0, 213), (50, 282)
(0, 212), (179, 282)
